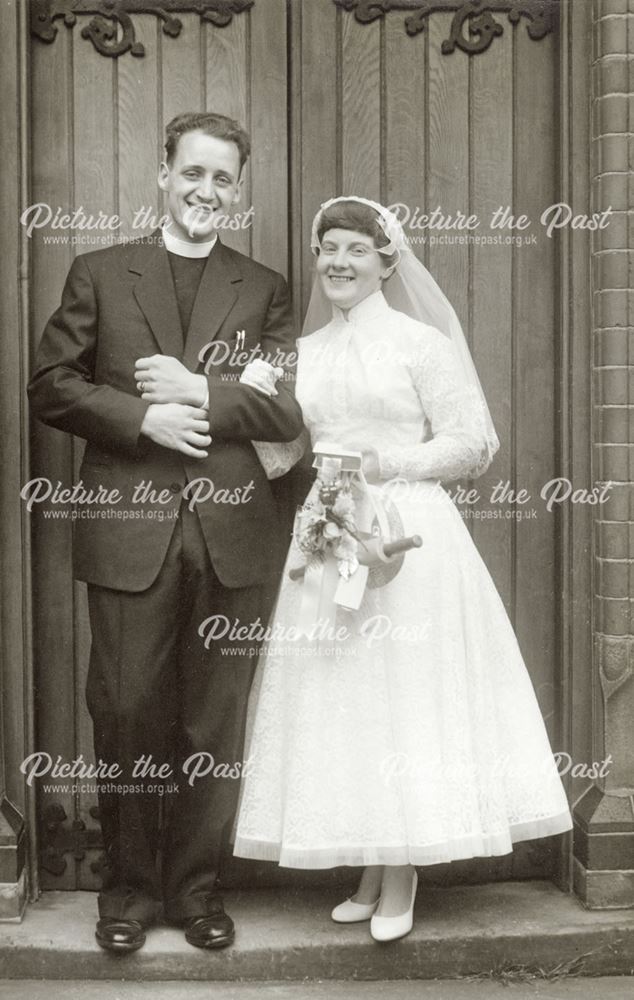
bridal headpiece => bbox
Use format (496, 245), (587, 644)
(310, 196), (405, 260)
(304, 195), (500, 478)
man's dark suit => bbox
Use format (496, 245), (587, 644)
(28, 233), (303, 923)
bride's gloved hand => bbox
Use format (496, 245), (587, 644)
(240, 358), (284, 397)
(340, 444), (380, 481)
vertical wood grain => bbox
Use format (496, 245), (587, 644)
(341, 10), (381, 199)
(427, 12), (470, 332)
(204, 7), (248, 120)
(469, 28), (514, 614)
(30, 22), (77, 891)
(513, 26), (558, 737)
(295, 0), (338, 319)
(509, 24), (558, 879)
(117, 16), (159, 239)
(72, 35), (116, 888)
(162, 12), (203, 127)
(251, 0), (288, 275)
(384, 18), (426, 258)
(0, 0), (29, 818)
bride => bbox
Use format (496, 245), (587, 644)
(233, 196), (572, 942)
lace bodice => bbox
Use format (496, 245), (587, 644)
(296, 290), (488, 483)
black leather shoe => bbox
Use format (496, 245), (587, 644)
(95, 917), (146, 953)
(184, 911), (235, 950)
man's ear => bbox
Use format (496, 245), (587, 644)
(232, 170), (245, 206)
(157, 161), (169, 192)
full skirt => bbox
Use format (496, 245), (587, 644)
(233, 479), (572, 868)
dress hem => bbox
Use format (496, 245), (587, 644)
(233, 810), (573, 870)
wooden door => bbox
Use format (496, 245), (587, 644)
(289, 0), (563, 886)
(29, 0), (288, 891)
(28, 0), (565, 890)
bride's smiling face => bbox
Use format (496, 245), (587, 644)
(317, 228), (389, 311)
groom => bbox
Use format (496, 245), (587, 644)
(28, 112), (303, 952)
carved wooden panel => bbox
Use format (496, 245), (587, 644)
(334, 0), (559, 54)
(31, 0), (253, 57)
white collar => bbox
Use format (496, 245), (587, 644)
(162, 224), (218, 258)
(332, 288), (390, 325)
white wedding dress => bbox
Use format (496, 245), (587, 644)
(233, 289), (572, 869)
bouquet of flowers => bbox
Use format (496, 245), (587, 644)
(294, 469), (363, 582)
(290, 443), (422, 632)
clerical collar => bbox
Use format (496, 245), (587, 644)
(162, 224), (217, 258)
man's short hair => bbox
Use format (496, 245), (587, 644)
(164, 112), (251, 172)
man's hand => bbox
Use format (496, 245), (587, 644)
(135, 355), (207, 407)
(140, 404), (211, 459)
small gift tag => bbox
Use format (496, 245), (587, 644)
(312, 441), (362, 473)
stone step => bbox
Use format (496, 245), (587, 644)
(0, 979), (633, 1000)
(1, 881), (634, 982)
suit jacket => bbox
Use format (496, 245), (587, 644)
(28, 233), (304, 591)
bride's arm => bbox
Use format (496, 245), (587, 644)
(239, 359), (308, 479)
(376, 329), (489, 483)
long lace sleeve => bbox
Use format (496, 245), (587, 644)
(377, 330), (488, 483)
(251, 431), (308, 480)
(241, 359), (308, 479)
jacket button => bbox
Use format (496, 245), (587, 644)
(170, 482), (181, 493)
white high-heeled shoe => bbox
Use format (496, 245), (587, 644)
(370, 869), (418, 942)
(331, 895), (380, 923)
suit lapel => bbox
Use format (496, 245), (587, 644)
(130, 235), (184, 358)
(182, 239), (243, 372)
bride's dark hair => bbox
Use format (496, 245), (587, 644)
(316, 200), (399, 267)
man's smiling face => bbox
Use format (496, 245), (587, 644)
(158, 129), (242, 243)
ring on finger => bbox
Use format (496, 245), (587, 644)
(138, 381), (146, 393)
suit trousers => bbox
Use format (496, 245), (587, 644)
(86, 502), (263, 923)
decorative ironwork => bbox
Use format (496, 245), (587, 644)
(31, 0), (254, 58)
(334, 0), (559, 55)
(39, 801), (103, 877)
